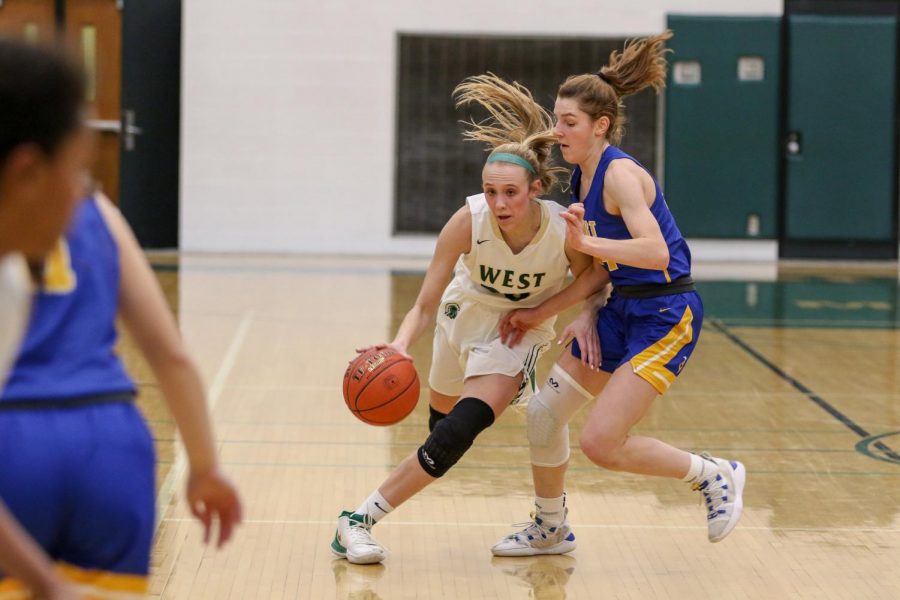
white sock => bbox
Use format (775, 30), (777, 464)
(535, 494), (566, 527)
(356, 490), (394, 523)
(683, 453), (718, 484)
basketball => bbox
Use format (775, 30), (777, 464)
(343, 347), (420, 426)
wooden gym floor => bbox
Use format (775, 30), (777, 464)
(126, 255), (900, 599)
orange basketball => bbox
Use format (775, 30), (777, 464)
(343, 347), (420, 426)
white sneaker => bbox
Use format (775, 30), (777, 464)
(693, 457), (746, 543)
(331, 511), (387, 564)
(492, 512), (576, 557)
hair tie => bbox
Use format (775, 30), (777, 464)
(596, 71), (612, 84)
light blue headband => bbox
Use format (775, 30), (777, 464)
(486, 152), (536, 175)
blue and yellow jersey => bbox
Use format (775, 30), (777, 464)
(1, 196), (136, 403)
(570, 146), (691, 287)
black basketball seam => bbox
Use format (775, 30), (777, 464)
(342, 365), (350, 401)
(350, 355), (412, 410)
(351, 407), (385, 426)
(356, 373), (420, 413)
(349, 355), (401, 404)
(343, 354), (364, 404)
(354, 396), (415, 424)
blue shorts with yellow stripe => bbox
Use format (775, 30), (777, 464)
(572, 291), (703, 394)
(0, 399), (154, 597)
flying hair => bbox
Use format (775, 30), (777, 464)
(454, 73), (567, 193)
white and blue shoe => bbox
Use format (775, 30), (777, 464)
(492, 511), (577, 557)
(694, 457), (746, 543)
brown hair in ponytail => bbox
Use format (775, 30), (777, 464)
(558, 30), (673, 145)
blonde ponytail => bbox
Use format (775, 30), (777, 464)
(454, 73), (567, 193)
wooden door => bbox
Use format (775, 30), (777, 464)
(0, 0), (55, 44)
(63, 0), (121, 204)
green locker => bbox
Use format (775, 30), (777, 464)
(784, 16), (897, 250)
(665, 16), (781, 239)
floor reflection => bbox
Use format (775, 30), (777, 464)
(491, 555), (577, 600)
(332, 561), (385, 600)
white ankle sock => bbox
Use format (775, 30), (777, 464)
(535, 494), (566, 527)
(356, 490), (394, 523)
(683, 453), (718, 484)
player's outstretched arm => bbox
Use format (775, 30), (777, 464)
(366, 206), (471, 357)
(94, 194), (243, 548)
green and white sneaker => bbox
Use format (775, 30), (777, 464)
(331, 511), (387, 564)
(492, 512), (576, 557)
(693, 456), (746, 543)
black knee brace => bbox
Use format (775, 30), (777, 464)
(428, 405), (447, 432)
(417, 397), (495, 478)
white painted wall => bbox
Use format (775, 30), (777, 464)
(181, 0), (782, 255)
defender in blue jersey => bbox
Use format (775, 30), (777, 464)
(567, 144), (702, 393)
(493, 31), (746, 557)
(0, 38), (91, 600)
(0, 194), (242, 598)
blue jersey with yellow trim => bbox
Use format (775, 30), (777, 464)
(571, 146), (691, 287)
(1, 197), (135, 402)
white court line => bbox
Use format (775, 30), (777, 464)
(154, 310), (254, 531)
(160, 517), (900, 534)
(195, 383), (900, 401)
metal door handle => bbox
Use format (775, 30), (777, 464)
(86, 119), (121, 133)
(785, 131), (802, 156)
(123, 109), (143, 151)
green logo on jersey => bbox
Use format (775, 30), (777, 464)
(444, 303), (460, 319)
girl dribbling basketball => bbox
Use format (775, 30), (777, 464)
(331, 74), (606, 565)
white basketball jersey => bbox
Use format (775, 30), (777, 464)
(0, 253), (32, 388)
(443, 193), (570, 313)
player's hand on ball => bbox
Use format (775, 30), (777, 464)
(345, 347), (419, 425)
(355, 342), (411, 360)
(187, 466), (243, 548)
